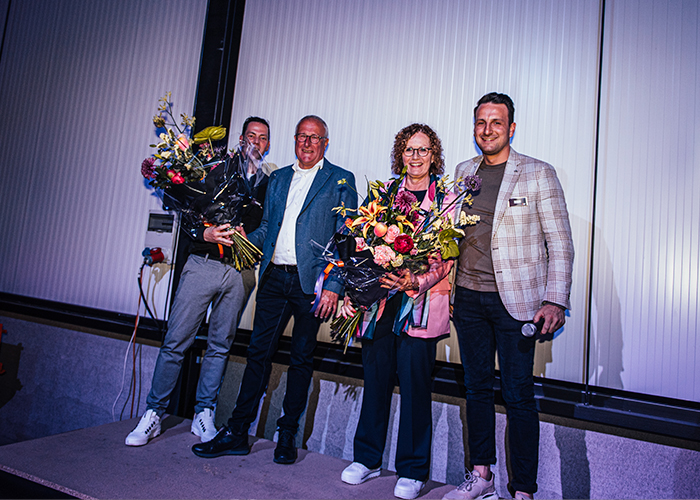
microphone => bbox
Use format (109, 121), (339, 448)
(521, 318), (545, 337)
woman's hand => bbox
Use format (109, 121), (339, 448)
(427, 251), (443, 266)
(380, 269), (419, 292)
(339, 296), (357, 319)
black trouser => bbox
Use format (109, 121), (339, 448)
(353, 294), (438, 481)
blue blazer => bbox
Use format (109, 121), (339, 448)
(247, 158), (357, 295)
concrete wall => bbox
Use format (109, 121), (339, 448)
(1, 315), (699, 499)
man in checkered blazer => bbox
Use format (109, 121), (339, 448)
(443, 93), (574, 500)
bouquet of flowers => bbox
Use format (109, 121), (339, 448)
(323, 169), (481, 351)
(140, 93), (263, 271)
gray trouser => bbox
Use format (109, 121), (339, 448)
(146, 254), (249, 416)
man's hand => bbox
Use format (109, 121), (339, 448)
(203, 224), (234, 246)
(533, 303), (566, 334)
(234, 225), (247, 239)
(314, 289), (339, 320)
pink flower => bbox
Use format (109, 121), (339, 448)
(355, 237), (368, 252)
(410, 248), (418, 256)
(394, 234), (414, 254)
(394, 190), (418, 215)
(372, 245), (396, 268)
(141, 157), (156, 179)
(383, 224), (400, 244)
(171, 172), (185, 184)
(176, 134), (190, 151)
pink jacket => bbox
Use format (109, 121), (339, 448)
(376, 178), (456, 339)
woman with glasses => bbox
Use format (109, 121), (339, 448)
(340, 123), (456, 500)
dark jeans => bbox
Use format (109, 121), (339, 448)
(353, 294), (437, 482)
(227, 266), (321, 436)
(452, 286), (539, 494)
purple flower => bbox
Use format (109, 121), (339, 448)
(463, 174), (482, 192)
(394, 190), (418, 214)
(141, 157), (156, 179)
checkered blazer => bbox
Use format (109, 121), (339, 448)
(454, 148), (574, 321)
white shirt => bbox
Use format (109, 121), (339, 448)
(272, 159), (323, 265)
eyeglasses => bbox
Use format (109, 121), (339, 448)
(403, 147), (432, 157)
(295, 133), (326, 144)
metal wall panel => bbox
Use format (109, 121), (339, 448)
(232, 0), (601, 383)
(592, 0), (700, 399)
(5, 0), (695, 401)
(0, 0), (207, 316)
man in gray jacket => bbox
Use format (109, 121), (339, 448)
(444, 93), (574, 500)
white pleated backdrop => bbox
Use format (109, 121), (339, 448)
(0, 0), (698, 401)
(231, 0), (601, 385)
(0, 0), (207, 318)
(591, 0), (700, 399)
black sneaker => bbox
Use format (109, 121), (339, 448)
(273, 429), (297, 464)
(192, 426), (250, 458)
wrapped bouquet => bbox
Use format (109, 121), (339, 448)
(140, 93), (264, 271)
(319, 169), (481, 350)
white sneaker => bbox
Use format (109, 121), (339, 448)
(341, 462), (381, 485)
(442, 470), (497, 500)
(394, 477), (425, 499)
(191, 408), (217, 442)
(125, 409), (161, 446)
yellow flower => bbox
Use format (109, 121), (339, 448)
(181, 112), (195, 128)
(193, 125), (226, 144)
(351, 200), (388, 238)
(465, 215), (480, 225)
(332, 202), (349, 217)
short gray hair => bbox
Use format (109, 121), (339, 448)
(296, 115), (329, 138)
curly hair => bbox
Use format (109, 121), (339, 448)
(390, 123), (444, 176)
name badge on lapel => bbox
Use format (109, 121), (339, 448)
(509, 196), (528, 207)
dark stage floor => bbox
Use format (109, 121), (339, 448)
(0, 416), (455, 499)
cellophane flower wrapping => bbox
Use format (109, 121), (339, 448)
(141, 93), (265, 270)
(326, 169), (481, 351)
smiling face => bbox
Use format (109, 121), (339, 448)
(294, 118), (328, 169)
(403, 131), (432, 187)
(474, 102), (516, 165)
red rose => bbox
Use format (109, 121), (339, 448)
(171, 172), (185, 184)
(394, 234), (414, 254)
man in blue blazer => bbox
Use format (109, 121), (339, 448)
(192, 115), (357, 464)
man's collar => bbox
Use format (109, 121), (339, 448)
(293, 158), (324, 173)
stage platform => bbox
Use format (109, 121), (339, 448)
(0, 416), (455, 499)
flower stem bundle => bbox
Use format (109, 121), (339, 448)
(230, 231), (263, 271)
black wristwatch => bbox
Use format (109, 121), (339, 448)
(542, 301), (565, 311)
